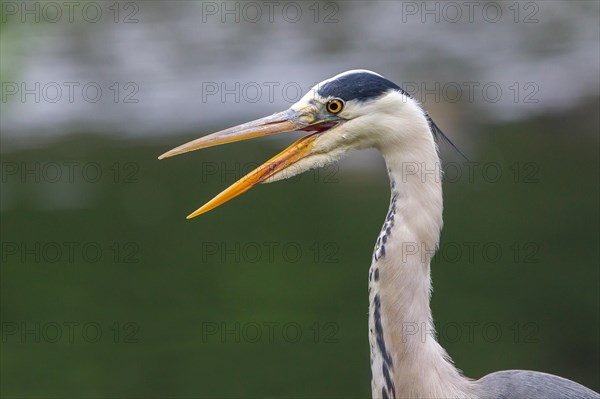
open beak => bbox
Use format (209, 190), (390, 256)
(158, 108), (339, 218)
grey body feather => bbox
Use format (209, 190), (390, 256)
(477, 370), (599, 399)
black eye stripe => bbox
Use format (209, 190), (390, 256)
(317, 71), (402, 102)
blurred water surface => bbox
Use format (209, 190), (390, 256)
(1, 1), (599, 142)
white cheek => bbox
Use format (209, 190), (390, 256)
(262, 151), (345, 183)
(315, 115), (383, 151)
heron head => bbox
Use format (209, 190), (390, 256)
(159, 70), (426, 218)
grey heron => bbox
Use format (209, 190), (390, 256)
(159, 70), (599, 399)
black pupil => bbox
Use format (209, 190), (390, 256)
(330, 101), (339, 111)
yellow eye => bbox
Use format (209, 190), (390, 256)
(326, 98), (344, 114)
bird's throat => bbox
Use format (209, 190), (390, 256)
(368, 134), (474, 399)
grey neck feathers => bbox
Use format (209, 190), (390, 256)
(368, 122), (475, 399)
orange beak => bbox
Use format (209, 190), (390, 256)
(158, 109), (339, 218)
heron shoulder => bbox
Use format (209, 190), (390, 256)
(477, 370), (599, 399)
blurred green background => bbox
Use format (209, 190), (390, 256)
(1, 1), (599, 398)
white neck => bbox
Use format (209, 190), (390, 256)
(368, 112), (475, 399)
